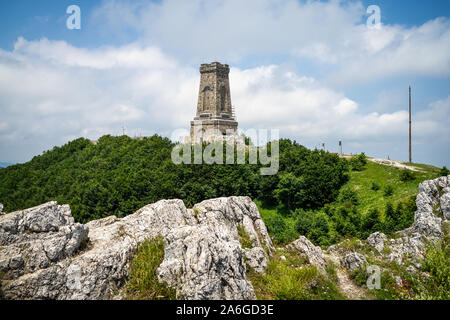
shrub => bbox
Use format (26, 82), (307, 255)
(371, 182), (380, 191)
(362, 208), (383, 237)
(273, 173), (305, 211)
(264, 214), (297, 244)
(383, 202), (395, 233)
(294, 210), (331, 246)
(384, 185), (394, 197)
(339, 187), (359, 206)
(350, 153), (367, 171)
(419, 238), (450, 299)
(399, 169), (415, 182)
(440, 166), (449, 177)
(125, 237), (177, 300)
(294, 209), (313, 236)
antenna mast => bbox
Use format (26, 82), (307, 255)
(409, 86), (412, 163)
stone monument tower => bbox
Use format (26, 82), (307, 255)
(190, 62), (238, 143)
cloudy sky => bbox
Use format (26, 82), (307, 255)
(0, 0), (449, 167)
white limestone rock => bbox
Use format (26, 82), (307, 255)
(411, 177), (447, 237)
(286, 236), (326, 272)
(0, 202), (89, 280)
(440, 192), (450, 220)
(366, 232), (387, 253)
(340, 252), (367, 271)
(1, 196), (272, 300)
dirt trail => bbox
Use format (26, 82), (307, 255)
(340, 155), (423, 172)
(367, 158), (424, 172)
(324, 253), (369, 300)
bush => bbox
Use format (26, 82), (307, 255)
(371, 182), (380, 191)
(350, 153), (367, 171)
(419, 238), (450, 299)
(294, 209), (313, 237)
(264, 214), (297, 244)
(362, 208), (383, 237)
(339, 187), (359, 206)
(294, 210), (331, 246)
(384, 185), (394, 197)
(273, 173), (305, 211)
(440, 166), (449, 177)
(399, 169), (415, 182)
(125, 237), (177, 300)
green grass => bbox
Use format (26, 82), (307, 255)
(343, 161), (437, 216)
(255, 200), (299, 245)
(125, 237), (177, 300)
(248, 251), (345, 300)
(237, 225), (253, 249)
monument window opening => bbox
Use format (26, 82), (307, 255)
(220, 86), (226, 112)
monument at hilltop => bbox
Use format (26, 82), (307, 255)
(190, 62), (238, 143)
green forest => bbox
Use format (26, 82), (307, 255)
(0, 135), (443, 247)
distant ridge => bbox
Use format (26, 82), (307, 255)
(0, 162), (14, 168)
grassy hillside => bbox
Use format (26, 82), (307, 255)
(258, 157), (443, 247)
(344, 160), (439, 216)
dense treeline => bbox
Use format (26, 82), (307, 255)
(0, 135), (349, 223)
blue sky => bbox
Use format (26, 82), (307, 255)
(0, 0), (449, 167)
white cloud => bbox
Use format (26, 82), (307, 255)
(0, 37), (448, 166)
(91, 0), (450, 85)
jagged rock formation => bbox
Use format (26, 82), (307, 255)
(340, 252), (367, 271)
(286, 236), (326, 272)
(0, 196), (273, 300)
(412, 176), (449, 237)
(0, 202), (89, 281)
(366, 232), (387, 253)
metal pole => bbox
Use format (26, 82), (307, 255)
(409, 86), (412, 163)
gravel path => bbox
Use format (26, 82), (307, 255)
(324, 253), (369, 300)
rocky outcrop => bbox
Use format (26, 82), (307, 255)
(0, 196), (273, 300)
(0, 203), (3, 214)
(340, 252), (367, 271)
(366, 232), (387, 253)
(0, 202), (89, 281)
(243, 247), (268, 274)
(441, 192), (450, 220)
(286, 236), (326, 272)
(412, 176), (449, 237)
(158, 197), (273, 299)
(386, 234), (424, 268)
